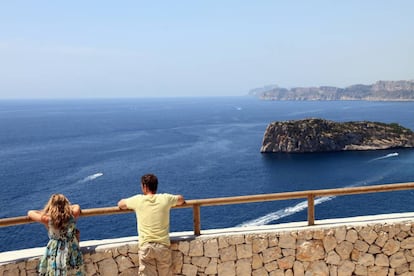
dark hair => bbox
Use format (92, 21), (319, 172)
(141, 174), (158, 193)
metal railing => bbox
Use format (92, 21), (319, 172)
(1, 182), (414, 235)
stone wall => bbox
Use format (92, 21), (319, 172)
(2, 214), (414, 275)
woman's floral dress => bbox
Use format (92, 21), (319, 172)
(38, 216), (84, 276)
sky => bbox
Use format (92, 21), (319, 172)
(0, 1), (413, 99)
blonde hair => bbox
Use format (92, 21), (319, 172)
(43, 194), (72, 230)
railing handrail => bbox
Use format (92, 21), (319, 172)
(1, 182), (414, 235)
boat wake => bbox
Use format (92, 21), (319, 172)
(237, 173), (389, 228)
(237, 196), (334, 227)
(80, 172), (103, 183)
(369, 152), (399, 162)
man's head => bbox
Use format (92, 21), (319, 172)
(141, 173), (158, 194)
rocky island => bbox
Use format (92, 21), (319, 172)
(250, 80), (414, 101)
(261, 118), (414, 153)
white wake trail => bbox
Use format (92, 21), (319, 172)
(237, 196), (334, 227)
(369, 152), (399, 162)
(80, 172), (103, 183)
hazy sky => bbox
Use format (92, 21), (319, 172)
(0, 1), (413, 99)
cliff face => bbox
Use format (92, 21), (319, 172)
(250, 80), (414, 101)
(261, 118), (414, 153)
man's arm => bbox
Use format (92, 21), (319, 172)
(118, 199), (129, 210)
(176, 195), (185, 206)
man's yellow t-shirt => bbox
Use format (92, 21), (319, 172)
(125, 193), (178, 246)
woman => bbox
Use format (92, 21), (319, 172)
(28, 194), (84, 276)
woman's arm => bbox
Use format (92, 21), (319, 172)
(27, 210), (49, 226)
(71, 204), (81, 219)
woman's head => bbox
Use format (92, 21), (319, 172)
(43, 194), (72, 229)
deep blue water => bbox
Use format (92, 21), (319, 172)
(1, 97), (414, 252)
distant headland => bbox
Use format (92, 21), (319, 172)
(261, 118), (414, 153)
(250, 80), (414, 101)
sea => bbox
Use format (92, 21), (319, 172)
(1, 97), (414, 253)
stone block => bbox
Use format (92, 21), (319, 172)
(326, 251), (341, 265)
(359, 227), (378, 245)
(236, 258), (252, 276)
(368, 244), (381, 254)
(115, 255), (135, 272)
(335, 227), (347, 243)
(282, 248), (295, 257)
(218, 236), (229, 248)
(268, 235), (278, 247)
(375, 253), (390, 267)
(293, 260), (305, 276)
(354, 240), (369, 252)
(297, 230), (313, 240)
(252, 237), (268, 253)
(204, 238), (219, 258)
(219, 245), (236, 262)
(296, 240), (325, 261)
(262, 247), (282, 263)
(236, 244), (252, 259)
(218, 261), (235, 276)
(394, 262), (409, 275)
(351, 248), (361, 261)
(277, 256), (294, 269)
(389, 251), (407, 268)
(279, 234), (296, 249)
(97, 258), (118, 276)
(182, 263), (198, 276)
(128, 243), (139, 254)
(204, 258), (218, 275)
(401, 237), (414, 249)
(309, 260), (329, 276)
(357, 253), (375, 266)
(117, 245), (129, 256)
(119, 267), (140, 276)
(323, 235), (337, 252)
(191, 256), (210, 268)
(252, 267), (268, 276)
(345, 229), (358, 243)
(383, 239), (400, 256)
(178, 240), (190, 255)
(252, 253), (263, 270)
(313, 229), (325, 240)
(354, 264), (367, 276)
(90, 250), (113, 263)
(367, 266), (388, 276)
(189, 240), (203, 257)
(375, 231), (389, 247)
(335, 241), (353, 260)
(228, 235), (245, 245)
(264, 260), (278, 272)
(337, 260), (355, 276)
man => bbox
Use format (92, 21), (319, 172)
(118, 173), (185, 276)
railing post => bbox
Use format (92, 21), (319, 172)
(193, 204), (201, 236)
(307, 194), (315, 226)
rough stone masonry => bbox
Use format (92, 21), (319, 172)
(2, 214), (414, 275)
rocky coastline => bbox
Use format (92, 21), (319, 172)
(261, 118), (414, 153)
(250, 80), (414, 101)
